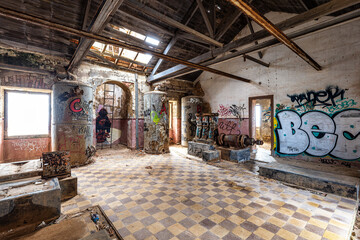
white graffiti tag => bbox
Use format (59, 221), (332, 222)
(11, 139), (48, 152)
(275, 109), (360, 160)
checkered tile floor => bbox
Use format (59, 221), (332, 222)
(62, 147), (357, 240)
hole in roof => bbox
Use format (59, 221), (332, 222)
(92, 41), (105, 51)
(121, 49), (137, 60)
(135, 53), (152, 64)
(145, 36), (160, 46)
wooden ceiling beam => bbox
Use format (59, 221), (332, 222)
(67, 0), (124, 72)
(163, 9), (360, 82)
(149, 0), (359, 82)
(125, 0), (223, 47)
(116, 10), (175, 37)
(196, 0), (214, 37)
(227, 0), (321, 71)
(246, 16), (263, 59)
(150, 0), (199, 76)
(0, 6), (252, 83)
(215, 0), (253, 41)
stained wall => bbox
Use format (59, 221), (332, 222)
(0, 71), (53, 162)
(198, 12), (360, 166)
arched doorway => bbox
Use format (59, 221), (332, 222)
(94, 81), (132, 148)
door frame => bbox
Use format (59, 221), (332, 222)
(249, 95), (274, 152)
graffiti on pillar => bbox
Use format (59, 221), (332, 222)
(151, 103), (167, 125)
(275, 109), (360, 160)
(287, 86), (346, 110)
(188, 113), (197, 136)
(68, 97), (92, 121)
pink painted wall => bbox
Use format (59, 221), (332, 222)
(0, 119), (3, 162)
(2, 137), (51, 163)
(170, 118), (181, 144)
(126, 119), (144, 149)
(218, 118), (249, 135)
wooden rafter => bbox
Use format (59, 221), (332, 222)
(149, 0), (360, 82)
(196, 0), (214, 37)
(166, 9), (360, 81)
(246, 16), (263, 59)
(227, 0), (321, 70)
(150, 0), (199, 76)
(0, 6), (252, 83)
(67, 0), (124, 72)
(125, 0), (223, 47)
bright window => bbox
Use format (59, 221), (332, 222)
(6, 91), (50, 137)
(255, 104), (261, 127)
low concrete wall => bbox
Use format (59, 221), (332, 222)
(0, 178), (61, 239)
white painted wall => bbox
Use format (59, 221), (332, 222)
(198, 12), (360, 162)
(199, 12), (360, 117)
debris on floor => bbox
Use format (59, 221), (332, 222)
(16, 206), (122, 240)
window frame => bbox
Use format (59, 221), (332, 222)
(4, 89), (51, 139)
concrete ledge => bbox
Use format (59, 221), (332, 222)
(259, 163), (360, 199)
(0, 178), (61, 239)
(59, 175), (77, 202)
(0, 160), (42, 183)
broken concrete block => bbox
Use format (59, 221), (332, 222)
(229, 148), (251, 163)
(59, 175), (77, 201)
(0, 178), (61, 239)
(188, 141), (214, 158)
(202, 150), (220, 162)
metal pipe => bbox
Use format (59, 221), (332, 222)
(135, 73), (139, 150)
(0, 6), (252, 84)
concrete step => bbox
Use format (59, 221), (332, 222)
(258, 162), (360, 200)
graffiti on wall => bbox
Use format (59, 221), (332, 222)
(218, 104), (246, 119)
(275, 109), (360, 160)
(287, 86), (346, 109)
(218, 119), (241, 134)
(11, 139), (48, 152)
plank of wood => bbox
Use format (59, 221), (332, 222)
(149, 0), (360, 81)
(67, 0), (124, 72)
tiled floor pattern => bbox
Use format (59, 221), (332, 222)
(62, 148), (357, 240)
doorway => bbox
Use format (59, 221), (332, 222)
(249, 95), (274, 152)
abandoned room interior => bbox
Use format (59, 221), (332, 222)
(0, 0), (359, 239)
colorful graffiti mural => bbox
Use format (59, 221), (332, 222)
(150, 103), (167, 125)
(96, 108), (111, 143)
(275, 109), (360, 160)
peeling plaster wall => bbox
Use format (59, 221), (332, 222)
(75, 62), (150, 149)
(0, 71), (53, 163)
(198, 13), (360, 166)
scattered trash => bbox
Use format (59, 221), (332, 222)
(36, 221), (46, 229)
(54, 214), (66, 224)
(34, 181), (42, 185)
(91, 213), (100, 224)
